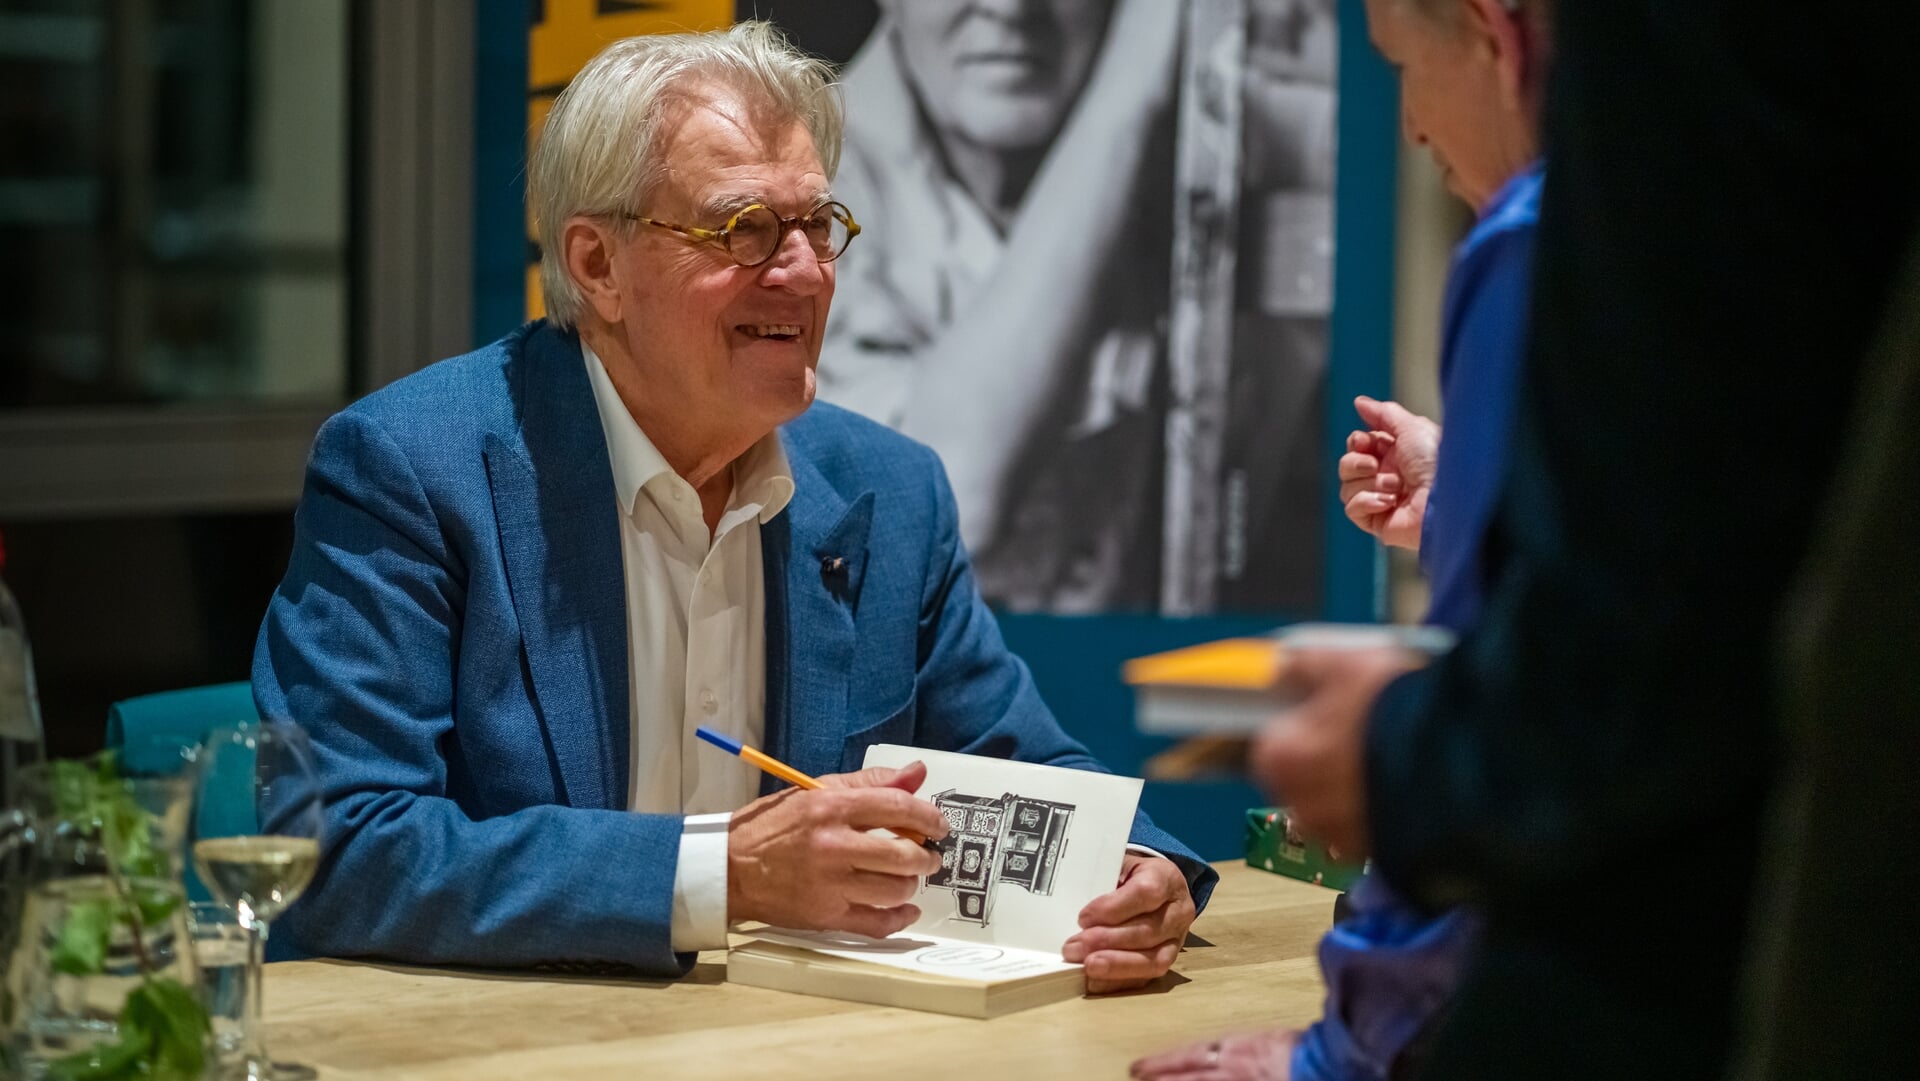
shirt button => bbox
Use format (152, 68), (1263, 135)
(699, 689), (718, 714)
(700, 567), (714, 586)
(670, 487), (685, 503)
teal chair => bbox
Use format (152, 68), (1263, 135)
(105, 681), (259, 753)
(105, 681), (260, 903)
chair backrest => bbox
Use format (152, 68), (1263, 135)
(105, 681), (260, 905)
(105, 681), (259, 751)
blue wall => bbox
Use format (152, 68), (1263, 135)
(472, 0), (532, 348)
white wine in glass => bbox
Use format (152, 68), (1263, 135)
(194, 721), (325, 1081)
(192, 835), (320, 921)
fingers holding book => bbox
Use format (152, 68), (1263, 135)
(725, 779), (948, 938)
(1064, 852), (1197, 993)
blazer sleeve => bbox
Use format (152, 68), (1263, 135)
(905, 443), (1220, 911)
(254, 409), (692, 975)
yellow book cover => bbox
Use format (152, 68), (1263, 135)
(1123, 638), (1288, 736)
(1120, 638), (1287, 691)
(1123, 626), (1457, 736)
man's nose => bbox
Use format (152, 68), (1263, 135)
(759, 228), (826, 293)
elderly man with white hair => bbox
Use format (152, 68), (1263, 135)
(254, 21), (1212, 985)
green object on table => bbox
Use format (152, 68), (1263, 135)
(1244, 807), (1362, 891)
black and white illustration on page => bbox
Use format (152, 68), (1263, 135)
(862, 743), (1143, 956)
(926, 790), (1076, 928)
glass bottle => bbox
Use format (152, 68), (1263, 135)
(0, 527), (45, 813)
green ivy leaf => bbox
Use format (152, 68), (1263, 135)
(95, 771), (158, 881)
(44, 1021), (151, 1081)
(49, 758), (97, 823)
(40, 754), (209, 1081)
(48, 900), (112, 976)
(47, 751), (182, 976)
(43, 978), (208, 1081)
(133, 884), (181, 927)
(122, 979), (210, 1081)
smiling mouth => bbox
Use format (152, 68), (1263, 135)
(739, 323), (803, 341)
(959, 51), (1043, 64)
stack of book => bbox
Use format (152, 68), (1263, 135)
(1122, 635), (1291, 737)
(1123, 624), (1457, 737)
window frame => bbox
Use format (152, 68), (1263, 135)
(0, 0), (476, 520)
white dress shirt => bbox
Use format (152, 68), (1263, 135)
(582, 342), (795, 952)
(586, 343), (1169, 953)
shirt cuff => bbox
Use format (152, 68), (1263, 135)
(1126, 843), (1171, 862)
(670, 812), (731, 953)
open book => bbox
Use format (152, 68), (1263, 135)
(726, 745), (1143, 1018)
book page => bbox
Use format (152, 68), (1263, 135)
(858, 744), (1144, 957)
(746, 927), (1079, 982)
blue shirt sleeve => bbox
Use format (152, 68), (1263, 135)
(1420, 224), (1537, 633)
(1291, 876), (1484, 1081)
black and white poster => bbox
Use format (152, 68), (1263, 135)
(766, 0), (1339, 615)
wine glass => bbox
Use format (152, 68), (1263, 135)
(192, 721), (324, 1081)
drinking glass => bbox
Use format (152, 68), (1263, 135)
(192, 722), (323, 1081)
(187, 901), (249, 1070)
(4, 738), (204, 1079)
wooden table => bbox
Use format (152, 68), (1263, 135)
(267, 863), (1334, 1080)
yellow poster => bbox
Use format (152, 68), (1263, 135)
(526, 0), (733, 317)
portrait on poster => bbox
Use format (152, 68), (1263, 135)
(772, 0), (1340, 615)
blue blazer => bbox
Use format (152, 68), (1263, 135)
(255, 320), (1216, 975)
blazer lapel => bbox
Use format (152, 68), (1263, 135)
(485, 324), (629, 811)
(761, 436), (874, 790)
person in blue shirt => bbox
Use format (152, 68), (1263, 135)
(1339, 159), (1541, 635)
(1132, 0), (1550, 1077)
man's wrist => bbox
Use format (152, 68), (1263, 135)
(1125, 843), (1172, 863)
(670, 812), (731, 953)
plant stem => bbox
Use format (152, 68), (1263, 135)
(98, 837), (153, 979)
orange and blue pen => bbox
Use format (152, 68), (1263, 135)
(695, 725), (942, 851)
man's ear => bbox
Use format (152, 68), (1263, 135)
(562, 216), (626, 325)
(1461, 0), (1531, 113)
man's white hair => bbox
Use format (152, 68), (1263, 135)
(528, 20), (844, 328)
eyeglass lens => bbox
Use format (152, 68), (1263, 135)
(728, 204), (852, 265)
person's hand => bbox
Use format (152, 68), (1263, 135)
(726, 762), (949, 938)
(1251, 646), (1424, 860)
(1062, 851), (1196, 993)
(1339, 396), (1441, 551)
(1130, 1028), (1302, 1080)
